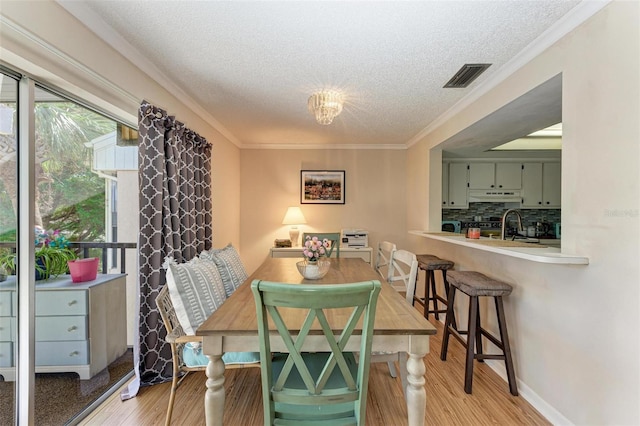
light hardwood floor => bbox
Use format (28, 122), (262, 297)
(80, 316), (549, 426)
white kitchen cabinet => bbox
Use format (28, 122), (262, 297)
(542, 162), (561, 207)
(0, 274), (127, 381)
(468, 163), (495, 189)
(469, 162), (521, 190)
(521, 162), (561, 208)
(444, 162), (468, 209)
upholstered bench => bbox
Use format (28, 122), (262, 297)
(440, 270), (518, 396)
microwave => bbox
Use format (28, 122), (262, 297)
(442, 220), (462, 233)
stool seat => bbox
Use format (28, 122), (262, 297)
(416, 254), (454, 270)
(414, 254), (455, 323)
(447, 271), (513, 297)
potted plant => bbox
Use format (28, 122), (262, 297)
(0, 227), (77, 281)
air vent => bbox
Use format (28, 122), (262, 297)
(444, 64), (491, 88)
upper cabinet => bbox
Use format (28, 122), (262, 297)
(442, 159), (560, 210)
(469, 162), (522, 190)
(443, 162), (468, 209)
(521, 162), (561, 208)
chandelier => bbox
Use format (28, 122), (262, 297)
(307, 90), (344, 125)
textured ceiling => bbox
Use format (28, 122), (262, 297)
(63, 1), (584, 149)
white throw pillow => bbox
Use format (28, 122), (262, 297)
(163, 256), (227, 336)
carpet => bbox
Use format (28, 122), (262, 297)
(0, 349), (133, 425)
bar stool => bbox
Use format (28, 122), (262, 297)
(440, 271), (518, 396)
(414, 255), (454, 322)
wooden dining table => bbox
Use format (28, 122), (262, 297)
(196, 257), (437, 425)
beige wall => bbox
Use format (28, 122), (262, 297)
(407, 2), (639, 424)
(239, 149), (407, 273)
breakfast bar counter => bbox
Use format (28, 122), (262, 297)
(410, 231), (589, 265)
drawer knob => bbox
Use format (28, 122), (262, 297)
(69, 351), (79, 357)
(68, 300), (77, 306)
(67, 326), (77, 332)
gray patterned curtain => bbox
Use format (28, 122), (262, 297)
(122, 100), (212, 398)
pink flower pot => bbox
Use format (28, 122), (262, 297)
(67, 257), (99, 283)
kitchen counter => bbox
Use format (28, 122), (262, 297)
(410, 231), (588, 265)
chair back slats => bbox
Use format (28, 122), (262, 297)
(388, 249), (419, 304)
(157, 285), (187, 360)
(302, 232), (341, 258)
(375, 241), (397, 280)
(252, 279), (381, 425)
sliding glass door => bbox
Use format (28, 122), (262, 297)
(0, 69), (137, 425)
(0, 69), (18, 426)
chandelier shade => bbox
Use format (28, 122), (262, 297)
(308, 90), (344, 125)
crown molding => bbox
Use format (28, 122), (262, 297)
(241, 143), (406, 150)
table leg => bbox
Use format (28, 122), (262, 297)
(205, 354), (225, 426)
(406, 337), (428, 426)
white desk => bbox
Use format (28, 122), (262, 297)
(270, 246), (373, 264)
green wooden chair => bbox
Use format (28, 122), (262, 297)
(251, 279), (381, 426)
(302, 232), (341, 258)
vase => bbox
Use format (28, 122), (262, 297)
(35, 257), (49, 281)
(296, 258), (331, 280)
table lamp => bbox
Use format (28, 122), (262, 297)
(282, 206), (307, 247)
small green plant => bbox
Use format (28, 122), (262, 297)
(0, 248), (16, 275)
(0, 227), (78, 280)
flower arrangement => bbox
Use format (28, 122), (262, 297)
(302, 236), (331, 262)
(35, 226), (71, 249)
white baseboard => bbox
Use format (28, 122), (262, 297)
(435, 317), (573, 426)
(484, 359), (573, 426)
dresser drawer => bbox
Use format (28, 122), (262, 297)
(36, 291), (87, 316)
(0, 292), (13, 316)
(0, 317), (15, 341)
(0, 342), (13, 367)
(36, 341), (89, 366)
(36, 316), (87, 341)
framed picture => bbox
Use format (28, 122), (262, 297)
(301, 170), (345, 204)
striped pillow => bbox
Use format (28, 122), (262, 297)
(163, 256), (227, 336)
(200, 244), (248, 297)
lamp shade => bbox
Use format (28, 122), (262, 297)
(282, 207), (307, 225)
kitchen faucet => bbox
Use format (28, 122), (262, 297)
(501, 209), (523, 240)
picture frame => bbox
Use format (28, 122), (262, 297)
(300, 170), (345, 204)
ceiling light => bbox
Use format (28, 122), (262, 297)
(491, 123), (562, 151)
(308, 90), (344, 125)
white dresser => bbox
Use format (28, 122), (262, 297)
(270, 247), (373, 264)
(0, 274), (127, 381)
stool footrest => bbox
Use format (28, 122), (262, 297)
(476, 354), (506, 361)
(479, 328), (503, 349)
(445, 326), (466, 347)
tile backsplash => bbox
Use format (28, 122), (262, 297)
(443, 202), (560, 226)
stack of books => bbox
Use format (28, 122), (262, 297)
(274, 239), (292, 248)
